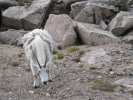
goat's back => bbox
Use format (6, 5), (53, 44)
(31, 35), (51, 66)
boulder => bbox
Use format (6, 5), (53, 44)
(0, 0), (18, 8)
(64, 0), (126, 8)
(14, 36), (23, 46)
(86, 3), (118, 19)
(71, 1), (88, 18)
(0, 29), (22, 44)
(99, 20), (107, 30)
(45, 14), (77, 49)
(3, 0), (51, 30)
(122, 29), (133, 43)
(76, 23), (120, 46)
(115, 78), (133, 88)
(63, 0), (84, 8)
(74, 6), (94, 24)
(108, 11), (133, 36)
(73, 21), (101, 29)
(73, 2), (117, 24)
(81, 48), (112, 64)
(127, 0), (133, 5)
(87, 0), (126, 6)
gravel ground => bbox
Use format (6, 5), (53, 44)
(1, 43), (133, 100)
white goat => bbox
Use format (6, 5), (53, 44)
(22, 29), (53, 88)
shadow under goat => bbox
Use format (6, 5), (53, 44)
(22, 29), (53, 88)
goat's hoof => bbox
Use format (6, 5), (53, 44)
(34, 86), (40, 89)
(48, 80), (52, 82)
(43, 81), (47, 85)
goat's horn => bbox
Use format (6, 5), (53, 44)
(36, 57), (42, 69)
(43, 56), (47, 68)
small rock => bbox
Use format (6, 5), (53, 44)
(18, 75), (22, 77)
(46, 93), (50, 97)
(129, 72), (133, 76)
(110, 71), (115, 75)
(9, 98), (13, 100)
(77, 78), (80, 81)
(28, 90), (34, 94)
(9, 92), (13, 94)
(98, 76), (102, 79)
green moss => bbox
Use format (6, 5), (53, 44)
(79, 79), (84, 83)
(57, 46), (62, 50)
(52, 50), (58, 55)
(24, 0), (32, 3)
(18, 53), (22, 58)
(11, 61), (20, 67)
(92, 80), (117, 92)
(72, 58), (80, 62)
(18, 0), (24, 6)
(25, 68), (31, 71)
(107, 75), (115, 78)
(116, 4), (129, 11)
(108, 68), (113, 71)
(78, 50), (84, 57)
(57, 54), (64, 59)
(68, 46), (79, 53)
(0, 40), (6, 44)
(89, 66), (96, 70)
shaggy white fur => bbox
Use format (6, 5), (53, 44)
(22, 29), (53, 60)
(22, 29), (53, 87)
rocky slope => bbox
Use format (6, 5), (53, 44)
(1, 42), (133, 100)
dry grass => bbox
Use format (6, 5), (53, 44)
(92, 80), (117, 92)
(11, 61), (20, 67)
(68, 46), (79, 53)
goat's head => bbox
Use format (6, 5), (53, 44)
(33, 57), (50, 85)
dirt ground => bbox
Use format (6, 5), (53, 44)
(1, 43), (133, 100)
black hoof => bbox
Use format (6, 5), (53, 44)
(34, 86), (40, 89)
(48, 80), (52, 82)
(43, 81), (47, 85)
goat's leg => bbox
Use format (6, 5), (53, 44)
(47, 70), (52, 82)
(30, 61), (39, 88)
(47, 69), (52, 82)
(33, 74), (39, 88)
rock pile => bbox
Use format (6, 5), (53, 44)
(0, 0), (133, 48)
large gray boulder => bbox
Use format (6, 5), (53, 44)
(63, 0), (84, 7)
(127, 0), (133, 5)
(0, 29), (22, 44)
(74, 6), (94, 24)
(81, 48), (112, 64)
(73, 21), (101, 29)
(3, 0), (51, 30)
(76, 23), (120, 46)
(108, 11), (133, 36)
(45, 14), (77, 49)
(87, 0), (126, 6)
(86, 3), (118, 19)
(71, 1), (88, 18)
(0, 0), (18, 8)
(122, 29), (133, 43)
(72, 2), (118, 24)
(115, 78), (133, 88)
(64, 0), (126, 8)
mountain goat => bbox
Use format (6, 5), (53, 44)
(22, 29), (53, 88)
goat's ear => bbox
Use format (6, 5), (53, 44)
(33, 64), (39, 68)
(46, 62), (50, 67)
